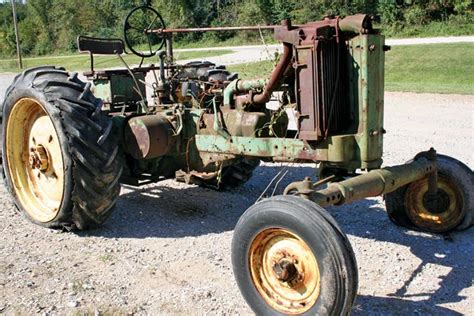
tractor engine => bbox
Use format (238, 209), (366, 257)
(98, 61), (268, 186)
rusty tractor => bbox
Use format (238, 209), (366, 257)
(1, 4), (472, 315)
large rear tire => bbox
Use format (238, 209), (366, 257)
(232, 196), (358, 315)
(385, 154), (473, 233)
(2, 66), (122, 230)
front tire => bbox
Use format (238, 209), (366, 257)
(385, 154), (473, 233)
(2, 66), (122, 230)
(232, 196), (358, 315)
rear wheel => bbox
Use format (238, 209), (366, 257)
(176, 157), (260, 189)
(2, 67), (122, 230)
(219, 158), (260, 188)
(232, 196), (358, 315)
(385, 154), (473, 233)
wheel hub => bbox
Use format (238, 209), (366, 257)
(249, 228), (320, 314)
(29, 145), (49, 172)
(406, 175), (463, 232)
(422, 190), (451, 215)
(272, 258), (299, 283)
(5, 98), (65, 222)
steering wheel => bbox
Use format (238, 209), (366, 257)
(124, 5), (166, 58)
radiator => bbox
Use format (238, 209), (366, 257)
(296, 37), (350, 141)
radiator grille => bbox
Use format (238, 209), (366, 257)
(316, 40), (350, 134)
(297, 38), (350, 141)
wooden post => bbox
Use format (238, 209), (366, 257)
(11, 0), (23, 69)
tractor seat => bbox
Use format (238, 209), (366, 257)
(78, 36), (125, 55)
(77, 36), (142, 78)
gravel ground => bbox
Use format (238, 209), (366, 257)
(0, 68), (473, 315)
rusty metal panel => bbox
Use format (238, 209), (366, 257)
(93, 73), (145, 112)
(195, 134), (358, 164)
(296, 37), (351, 141)
(124, 115), (175, 160)
(296, 45), (318, 140)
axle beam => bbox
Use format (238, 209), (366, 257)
(287, 156), (437, 208)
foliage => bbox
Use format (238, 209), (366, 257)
(0, 0), (472, 58)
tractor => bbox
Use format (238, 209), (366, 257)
(1, 4), (472, 315)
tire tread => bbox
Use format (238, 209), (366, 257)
(2, 67), (122, 230)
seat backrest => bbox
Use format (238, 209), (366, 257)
(77, 36), (125, 55)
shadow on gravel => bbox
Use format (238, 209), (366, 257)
(327, 195), (473, 314)
(332, 197), (473, 312)
(353, 295), (462, 315)
(83, 164), (316, 239)
(83, 164), (472, 312)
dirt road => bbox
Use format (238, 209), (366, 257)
(0, 90), (472, 315)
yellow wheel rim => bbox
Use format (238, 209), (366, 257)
(405, 175), (463, 232)
(6, 98), (64, 222)
(249, 228), (320, 314)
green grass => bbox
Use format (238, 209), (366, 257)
(0, 49), (232, 73)
(228, 43), (474, 95)
(98, 254), (115, 263)
(385, 43), (474, 94)
(173, 34), (277, 49)
(227, 59), (275, 79)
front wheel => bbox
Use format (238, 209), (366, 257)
(385, 154), (473, 233)
(232, 196), (358, 315)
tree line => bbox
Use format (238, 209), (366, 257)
(0, 0), (472, 57)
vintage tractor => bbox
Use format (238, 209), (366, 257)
(1, 4), (472, 315)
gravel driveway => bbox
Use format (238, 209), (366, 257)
(0, 38), (473, 314)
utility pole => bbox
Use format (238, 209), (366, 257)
(11, 0), (23, 69)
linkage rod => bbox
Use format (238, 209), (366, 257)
(148, 25), (278, 34)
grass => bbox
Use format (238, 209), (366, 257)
(228, 43), (474, 95)
(98, 254), (115, 263)
(385, 43), (474, 94)
(0, 49), (232, 73)
(73, 307), (138, 316)
(227, 59), (275, 79)
(173, 32), (277, 49)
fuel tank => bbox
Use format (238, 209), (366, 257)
(124, 114), (175, 160)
